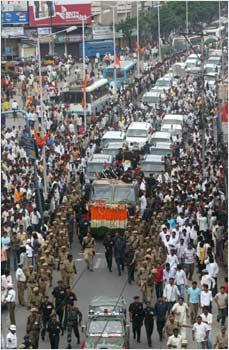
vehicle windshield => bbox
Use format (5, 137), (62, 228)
(205, 66), (217, 73)
(142, 163), (164, 171)
(142, 95), (160, 104)
(156, 79), (171, 87)
(208, 58), (220, 65)
(91, 185), (113, 201)
(62, 91), (91, 104)
(86, 336), (124, 349)
(87, 163), (105, 174)
(114, 186), (136, 204)
(88, 320), (123, 334)
(127, 129), (148, 138)
(151, 137), (170, 143)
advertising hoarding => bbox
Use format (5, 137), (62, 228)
(29, 1), (92, 27)
(2, 11), (28, 24)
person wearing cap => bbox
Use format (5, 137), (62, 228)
(125, 244), (136, 284)
(143, 301), (155, 347)
(6, 284), (16, 325)
(26, 308), (42, 349)
(30, 287), (42, 310)
(214, 327), (228, 349)
(18, 335), (33, 349)
(62, 254), (77, 287)
(103, 233), (114, 272)
(47, 313), (63, 349)
(129, 296), (144, 343)
(52, 281), (67, 327)
(6, 325), (17, 349)
(15, 263), (26, 306)
(26, 266), (37, 308)
(82, 232), (96, 272)
(40, 295), (55, 341)
(63, 302), (82, 348)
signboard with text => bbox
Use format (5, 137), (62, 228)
(2, 11), (28, 24)
(29, 1), (91, 27)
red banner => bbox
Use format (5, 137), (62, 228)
(221, 103), (228, 123)
(29, 1), (91, 27)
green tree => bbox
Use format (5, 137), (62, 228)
(116, 17), (136, 49)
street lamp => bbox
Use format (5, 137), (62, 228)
(157, 1), (161, 61)
(136, 2), (140, 78)
(36, 25), (76, 199)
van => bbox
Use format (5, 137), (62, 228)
(126, 122), (151, 150)
(162, 114), (184, 126)
(142, 90), (166, 108)
(102, 142), (124, 157)
(172, 62), (187, 78)
(101, 131), (126, 147)
(86, 154), (113, 181)
(161, 124), (183, 138)
(150, 142), (172, 157)
(150, 131), (172, 144)
(140, 155), (165, 177)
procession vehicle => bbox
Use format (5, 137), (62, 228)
(101, 131), (126, 148)
(150, 131), (172, 145)
(102, 60), (136, 90)
(150, 142), (173, 157)
(86, 154), (113, 181)
(88, 179), (139, 236)
(81, 296), (130, 349)
(161, 114), (184, 127)
(62, 78), (111, 115)
(142, 90), (166, 108)
(102, 142), (125, 158)
(126, 122), (152, 150)
(140, 155), (165, 178)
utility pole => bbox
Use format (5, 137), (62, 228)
(200, 32), (205, 165)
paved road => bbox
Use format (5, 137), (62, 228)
(2, 237), (227, 349)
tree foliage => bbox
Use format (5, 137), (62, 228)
(117, 1), (222, 45)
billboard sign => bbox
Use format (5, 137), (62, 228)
(2, 11), (28, 24)
(2, 27), (25, 38)
(29, 1), (92, 27)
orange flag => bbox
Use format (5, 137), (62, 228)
(34, 129), (51, 148)
(136, 41), (145, 53)
(114, 54), (121, 67)
(82, 74), (88, 109)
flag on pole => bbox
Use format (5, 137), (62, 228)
(114, 54), (121, 67)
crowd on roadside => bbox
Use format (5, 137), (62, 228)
(1, 43), (228, 349)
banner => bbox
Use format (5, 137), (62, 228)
(29, 1), (91, 27)
(2, 11), (28, 24)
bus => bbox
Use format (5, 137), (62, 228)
(79, 40), (116, 58)
(62, 78), (111, 115)
(172, 35), (201, 52)
(102, 60), (136, 90)
(204, 26), (226, 39)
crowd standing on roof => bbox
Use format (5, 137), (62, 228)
(1, 43), (228, 349)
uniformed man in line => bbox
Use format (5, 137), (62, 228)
(64, 302), (82, 349)
(40, 295), (55, 341)
(26, 308), (42, 349)
(103, 233), (113, 272)
(30, 286), (43, 309)
(214, 326), (228, 349)
(15, 262), (26, 306)
(26, 266), (37, 308)
(63, 254), (77, 287)
(128, 296), (144, 343)
(63, 286), (78, 328)
(143, 301), (155, 347)
(125, 244), (136, 284)
(47, 313), (63, 349)
(52, 280), (66, 327)
(82, 232), (96, 271)
(6, 284), (16, 325)
(58, 246), (68, 280)
(6, 324), (17, 349)
(164, 312), (180, 341)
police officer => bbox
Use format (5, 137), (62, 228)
(63, 254), (77, 287)
(129, 296), (144, 343)
(40, 295), (54, 341)
(63, 286), (77, 327)
(26, 308), (42, 349)
(52, 280), (66, 326)
(82, 232), (96, 271)
(125, 244), (136, 284)
(47, 313), (62, 349)
(103, 234), (113, 272)
(64, 302), (82, 349)
(6, 324), (17, 349)
(143, 301), (155, 347)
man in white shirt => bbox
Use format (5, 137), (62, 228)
(175, 264), (187, 298)
(200, 270), (215, 290)
(139, 192), (147, 217)
(200, 306), (213, 349)
(167, 328), (183, 348)
(6, 284), (16, 325)
(15, 263), (26, 306)
(163, 277), (180, 311)
(166, 249), (179, 270)
(30, 209), (41, 231)
(6, 324), (17, 349)
(192, 316), (209, 349)
(200, 284), (213, 312)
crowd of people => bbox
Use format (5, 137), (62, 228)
(1, 41), (228, 350)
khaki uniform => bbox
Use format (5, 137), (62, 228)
(26, 270), (37, 306)
(63, 259), (77, 287)
(30, 292), (43, 309)
(82, 236), (96, 270)
(164, 320), (180, 337)
(26, 314), (42, 349)
(214, 334), (228, 349)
